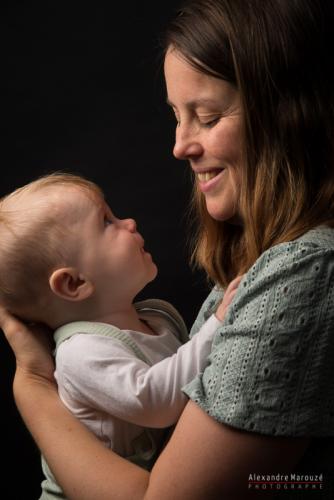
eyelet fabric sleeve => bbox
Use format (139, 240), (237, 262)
(183, 227), (334, 438)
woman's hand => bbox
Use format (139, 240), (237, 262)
(0, 306), (55, 384)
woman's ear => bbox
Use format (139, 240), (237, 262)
(49, 268), (94, 301)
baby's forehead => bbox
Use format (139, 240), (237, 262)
(46, 186), (107, 224)
(46, 185), (102, 207)
(4, 184), (104, 219)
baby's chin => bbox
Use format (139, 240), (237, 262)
(149, 262), (159, 281)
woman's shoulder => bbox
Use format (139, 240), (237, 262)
(233, 225), (334, 322)
(249, 225), (334, 282)
(296, 225), (334, 248)
(273, 225), (334, 255)
(190, 226), (334, 337)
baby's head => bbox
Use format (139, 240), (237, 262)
(0, 173), (103, 325)
(0, 173), (157, 328)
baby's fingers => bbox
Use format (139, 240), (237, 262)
(225, 274), (244, 296)
(223, 287), (238, 307)
(215, 275), (245, 322)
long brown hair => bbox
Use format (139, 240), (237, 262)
(164, 0), (334, 286)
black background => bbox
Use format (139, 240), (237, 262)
(2, 2), (209, 498)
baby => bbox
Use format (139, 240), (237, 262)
(0, 173), (240, 500)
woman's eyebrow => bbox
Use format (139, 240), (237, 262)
(166, 97), (221, 108)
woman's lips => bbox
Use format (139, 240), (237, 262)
(196, 168), (225, 193)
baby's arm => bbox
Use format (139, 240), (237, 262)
(59, 277), (242, 429)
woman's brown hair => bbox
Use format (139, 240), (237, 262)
(164, 0), (334, 286)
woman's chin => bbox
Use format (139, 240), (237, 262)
(207, 206), (242, 226)
(206, 201), (235, 222)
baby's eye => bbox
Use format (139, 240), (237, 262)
(104, 216), (113, 226)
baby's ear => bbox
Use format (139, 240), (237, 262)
(49, 268), (94, 301)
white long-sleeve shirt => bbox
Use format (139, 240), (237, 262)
(41, 299), (222, 499)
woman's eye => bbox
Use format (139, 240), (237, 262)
(200, 117), (220, 128)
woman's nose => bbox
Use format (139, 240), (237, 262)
(173, 124), (203, 160)
(121, 218), (137, 232)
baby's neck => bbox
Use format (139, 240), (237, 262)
(94, 305), (156, 335)
(48, 300), (156, 335)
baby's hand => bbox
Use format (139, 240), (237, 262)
(215, 275), (243, 322)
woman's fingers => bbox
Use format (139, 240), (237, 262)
(0, 306), (55, 381)
(0, 305), (21, 335)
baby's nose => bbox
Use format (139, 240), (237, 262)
(121, 218), (137, 232)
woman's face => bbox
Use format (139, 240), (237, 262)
(164, 48), (242, 222)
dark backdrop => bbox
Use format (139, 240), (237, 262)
(2, 3), (209, 499)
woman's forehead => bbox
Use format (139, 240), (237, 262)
(164, 49), (238, 108)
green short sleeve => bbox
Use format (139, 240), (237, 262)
(184, 227), (334, 437)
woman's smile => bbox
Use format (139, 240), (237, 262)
(194, 168), (226, 193)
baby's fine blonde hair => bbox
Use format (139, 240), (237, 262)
(0, 172), (103, 320)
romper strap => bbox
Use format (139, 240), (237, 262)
(134, 298), (189, 344)
(53, 321), (150, 364)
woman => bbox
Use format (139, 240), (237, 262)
(2, 0), (334, 498)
